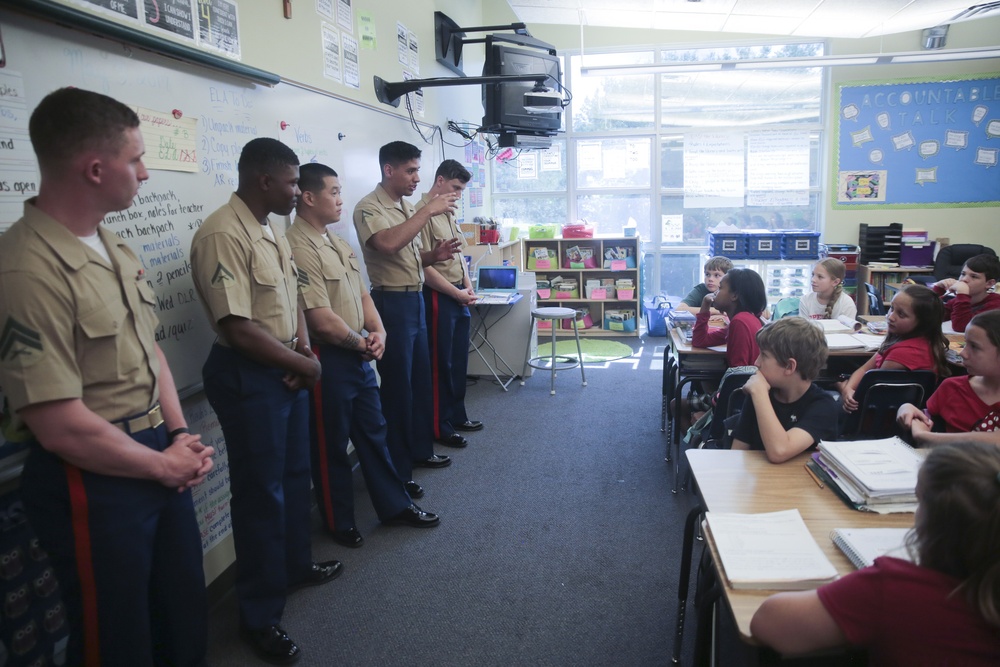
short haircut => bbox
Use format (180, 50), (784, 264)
(435, 159), (471, 183)
(910, 442), (1000, 627)
(379, 141), (421, 170)
(298, 162), (338, 195)
(968, 310), (1000, 350)
(757, 317), (828, 380)
(237, 138), (299, 176)
(964, 253), (1000, 282)
(704, 256), (733, 274)
(29, 88), (139, 170)
(725, 268), (768, 317)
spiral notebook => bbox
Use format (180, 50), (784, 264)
(831, 528), (913, 569)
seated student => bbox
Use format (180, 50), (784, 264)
(840, 285), (950, 413)
(798, 257), (857, 321)
(692, 267), (767, 367)
(750, 441), (1000, 664)
(675, 255), (733, 315)
(897, 310), (1000, 446)
(731, 318), (839, 462)
(675, 268), (766, 433)
(930, 252), (1000, 333)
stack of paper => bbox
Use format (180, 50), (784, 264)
(704, 509), (838, 590)
(816, 437), (926, 511)
(824, 333), (883, 351)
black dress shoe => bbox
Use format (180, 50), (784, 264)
(436, 433), (468, 448)
(405, 480), (424, 499)
(414, 453), (451, 468)
(290, 560), (343, 591)
(383, 504), (440, 528)
(239, 624), (301, 665)
(454, 420), (484, 432)
(330, 527), (364, 548)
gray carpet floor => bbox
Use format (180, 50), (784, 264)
(205, 337), (715, 666)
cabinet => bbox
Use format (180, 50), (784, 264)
(464, 239), (522, 273)
(523, 235), (641, 337)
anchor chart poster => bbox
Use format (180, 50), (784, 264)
(835, 75), (1000, 208)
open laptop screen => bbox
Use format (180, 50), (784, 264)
(476, 266), (517, 292)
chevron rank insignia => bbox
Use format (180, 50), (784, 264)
(211, 262), (236, 289)
(297, 268), (311, 293)
(0, 316), (44, 367)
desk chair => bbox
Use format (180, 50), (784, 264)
(864, 283), (884, 316)
(841, 369), (937, 438)
(519, 307), (587, 395)
(673, 368), (756, 493)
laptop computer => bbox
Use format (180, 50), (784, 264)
(475, 265), (519, 304)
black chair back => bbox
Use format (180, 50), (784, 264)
(864, 283), (884, 316)
(704, 369), (756, 446)
(841, 369), (938, 438)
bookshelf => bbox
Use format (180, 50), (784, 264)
(857, 265), (934, 315)
(523, 235), (641, 337)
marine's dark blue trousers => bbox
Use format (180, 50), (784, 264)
(369, 290), (435, 480)
(22, 424), (207, 667)
(202, 344), (312, 630)
(424, 287), (471, 438)
(309, 343), (411, 531)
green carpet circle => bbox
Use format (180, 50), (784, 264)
(535, 339), (634, 363)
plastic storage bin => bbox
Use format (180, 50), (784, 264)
(708, 231), (747, 259)
(781, 232), (821, 259)
(899, 241), (935, 267)
(746, 232), (783, 259)
(528, 224), (558, 239)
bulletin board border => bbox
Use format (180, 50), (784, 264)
(832, 72), (1000, 210)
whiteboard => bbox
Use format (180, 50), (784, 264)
(0, 8), (443, 394)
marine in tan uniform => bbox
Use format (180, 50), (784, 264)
(0, 88), (213, 667)
(418, 159), (484, 448)
(352, 141), (460, 492)
(190, 138), (339, 664)
(288, 163), (439, 549)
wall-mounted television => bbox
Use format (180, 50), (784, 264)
(481, 35), (562, 137)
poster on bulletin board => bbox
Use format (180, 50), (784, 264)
(834, 74), (1000, 209)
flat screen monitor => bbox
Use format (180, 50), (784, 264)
(482, 39), (562, 136)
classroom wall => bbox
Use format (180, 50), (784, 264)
(486, 9), (1000, 249)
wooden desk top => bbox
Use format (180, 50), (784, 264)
(687, 449), (914, 641)
(670, 326), (877, 358)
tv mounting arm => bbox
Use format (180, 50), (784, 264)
(434, 11), (555, 75)
(373, 74), (559, 108)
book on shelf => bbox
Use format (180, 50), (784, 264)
(704, 509), (838, 590)
(830, 528), (914, 570)
(817, 437), (926, 503)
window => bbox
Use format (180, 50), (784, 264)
(490, 43), (827, 299)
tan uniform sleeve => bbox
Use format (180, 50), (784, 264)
(353, 201), (392, 247)
(0, 271), (82, 410)
(289, 241), (332, 311)
(192, 231), (253, 323)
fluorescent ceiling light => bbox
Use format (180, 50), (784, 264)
(580, 46), (1000, 76)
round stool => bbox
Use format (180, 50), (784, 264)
(520, 307), (587, 395)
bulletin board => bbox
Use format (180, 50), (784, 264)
(834, 74), (1000, 209)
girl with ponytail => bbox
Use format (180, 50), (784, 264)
(799, 257), (857, 320)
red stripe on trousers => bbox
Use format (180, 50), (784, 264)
(429, 291), (442, 439)
(311, 346), (337, 531)
(65, 464), (101, 667)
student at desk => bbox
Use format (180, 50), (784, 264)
(839, 285), (951, 413)
(751, 442), (1000, 664)
(897, 310), (1000, 445)
(731, 318), (839, 462)
(930, 252), (1000, 333)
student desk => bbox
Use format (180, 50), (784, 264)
(674, 449), (914, 663)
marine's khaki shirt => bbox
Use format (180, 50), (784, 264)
(190, 193), (298, 344)
(286, 220), (366, 333)
(352, 183), (423, 288)
(0, 201), (159, 422)
(416, 193), (468, 286)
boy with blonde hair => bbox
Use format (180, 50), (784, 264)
(732, 318), (839, 462)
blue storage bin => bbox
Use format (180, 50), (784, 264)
(781, 231), (821, 259)
(708, 232), (747, 259)
(746, 232), (783, 259)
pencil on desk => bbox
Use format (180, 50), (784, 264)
(805, 464), (825, 489)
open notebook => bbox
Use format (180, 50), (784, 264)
(831, 528), (913, 569)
